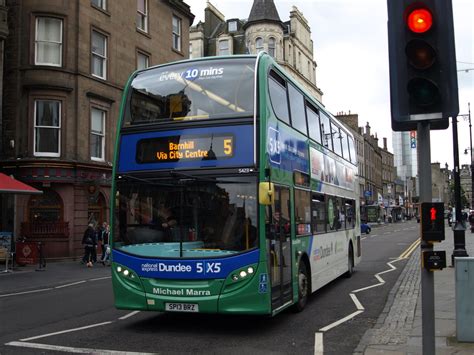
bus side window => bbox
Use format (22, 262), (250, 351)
(311, 194), (326, 234)
(268, 71), (290, 125)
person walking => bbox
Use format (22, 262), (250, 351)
(100, 222), (111, 265)
(82, 223), (97, 267)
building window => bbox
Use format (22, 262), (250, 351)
(219, 40), (229, 55)
(35, 17), (62, 67)
(137, 51), (149, 70)
(91, 30), (107, 79)
(91, 0), (106, 10)
(255, 37), (263, 53)
(189, 43), (193, 58)
(172, 16), (181, 51)
(34, 100), (61, 157)
(137, 0), (148, 32)
(91, 108), (105, 161)
(268, 37), (276, 57)
(228, 20), (237, 32)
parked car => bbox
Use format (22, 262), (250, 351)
(361, 223), (371, 234)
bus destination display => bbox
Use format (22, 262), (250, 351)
(136, 134), (234, 163)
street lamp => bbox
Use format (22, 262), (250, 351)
(460, 103), (472, 209)
(451, 103), (471, 265)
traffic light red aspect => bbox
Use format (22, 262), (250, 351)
(421, 202), (445, 242)
(407, 8), (432, 33)
(387, 0), (459, 131)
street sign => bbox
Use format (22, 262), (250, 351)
(421, 202), (445, 242)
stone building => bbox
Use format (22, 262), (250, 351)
(0, 0), (193, 259)
(381, 137), (396, 207)
(190, 0), (323, 102)
(362, 122), (383, 205)
(335, 112), (366, 205)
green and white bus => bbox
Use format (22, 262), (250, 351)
(111, 53), (361, 315)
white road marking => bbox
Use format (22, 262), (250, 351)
(1, 276), (111, 298)
(0, 288), (52, 298)
(315, 256), (406, 352)
(314, 332), (324, 355)
(319, 310), (364, 332)
(20, 322), (112, 341)
(370, 234), (378, 238)
(361, 236), (367, 240)
(119, 311), (140, 320)
(55, 281), (86, 289)
(350, 293), (364, 311)
(6, 341), (156, 354)
(89, 276), (112, 281)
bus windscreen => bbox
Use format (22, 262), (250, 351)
(124, 58), (256, 126)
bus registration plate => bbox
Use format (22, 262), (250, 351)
(165, 303), (199, 312)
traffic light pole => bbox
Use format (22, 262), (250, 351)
(418, 122), (435, 355)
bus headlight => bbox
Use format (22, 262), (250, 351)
(239, 270), (247, 278)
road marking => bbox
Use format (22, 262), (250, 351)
(6, 341), (157, 354)
(350, 293), (364, 311)
(319, 310), (364, 332)
(0, 288), (52, 298)
(20, 322), (112, 341)
(314, 332), (324, 355)
(315, 256), (406, 351)
(361, 236), (367, 240)
(119, 311), (140, 320)
(0, 276), (111, 298)
(55, 281), (86, 289)
(89, 276), (112, 281)
(399, 238), (420, 259)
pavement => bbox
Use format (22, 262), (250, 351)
(355, 222), (474, 355)
(2, 223), (474, 354)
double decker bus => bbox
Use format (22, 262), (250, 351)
(111, 53), (361, 315)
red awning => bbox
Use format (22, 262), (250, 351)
(0, 173), (42, 194)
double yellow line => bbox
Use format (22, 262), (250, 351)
(399, 238), (421, 259)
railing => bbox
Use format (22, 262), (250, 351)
(21, 222), (70, 238)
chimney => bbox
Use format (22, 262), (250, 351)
(383, 137), (387, 150)
(365, 122), (371, 136)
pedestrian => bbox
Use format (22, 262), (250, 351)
(97, 222), (107, 260)
(100, 222), (111, 265)
(82, 223), (97, 267)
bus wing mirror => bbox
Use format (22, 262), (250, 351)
(259, 182), (274, 205)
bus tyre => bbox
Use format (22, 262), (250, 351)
(345, 245), (354, 278)
(293, 261), (309, 312)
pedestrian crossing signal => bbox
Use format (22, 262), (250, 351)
(421, 202), (445, 242)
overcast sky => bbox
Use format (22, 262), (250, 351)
(188, 0), (474, 169)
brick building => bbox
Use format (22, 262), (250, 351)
(0, 0), (193, 259)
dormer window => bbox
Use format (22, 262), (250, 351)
(228, 20), (237, 32)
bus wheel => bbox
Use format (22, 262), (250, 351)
(345, 245), (354, 278)
(293, 261), (309, 312)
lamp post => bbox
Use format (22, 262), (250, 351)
(451, 104), (470, 266)
(461, 103), (472, 209)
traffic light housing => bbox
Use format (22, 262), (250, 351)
(387, 0), (459, 131)
(420, 202), (445, 242)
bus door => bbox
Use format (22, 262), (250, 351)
(267, 185), (292, 310)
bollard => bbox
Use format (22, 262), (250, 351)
(455, 257), (474, 342)
(35, 242), (46, 272)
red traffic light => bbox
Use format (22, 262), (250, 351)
(407, 8), (433, 33)
(430, 207), (436, 221)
